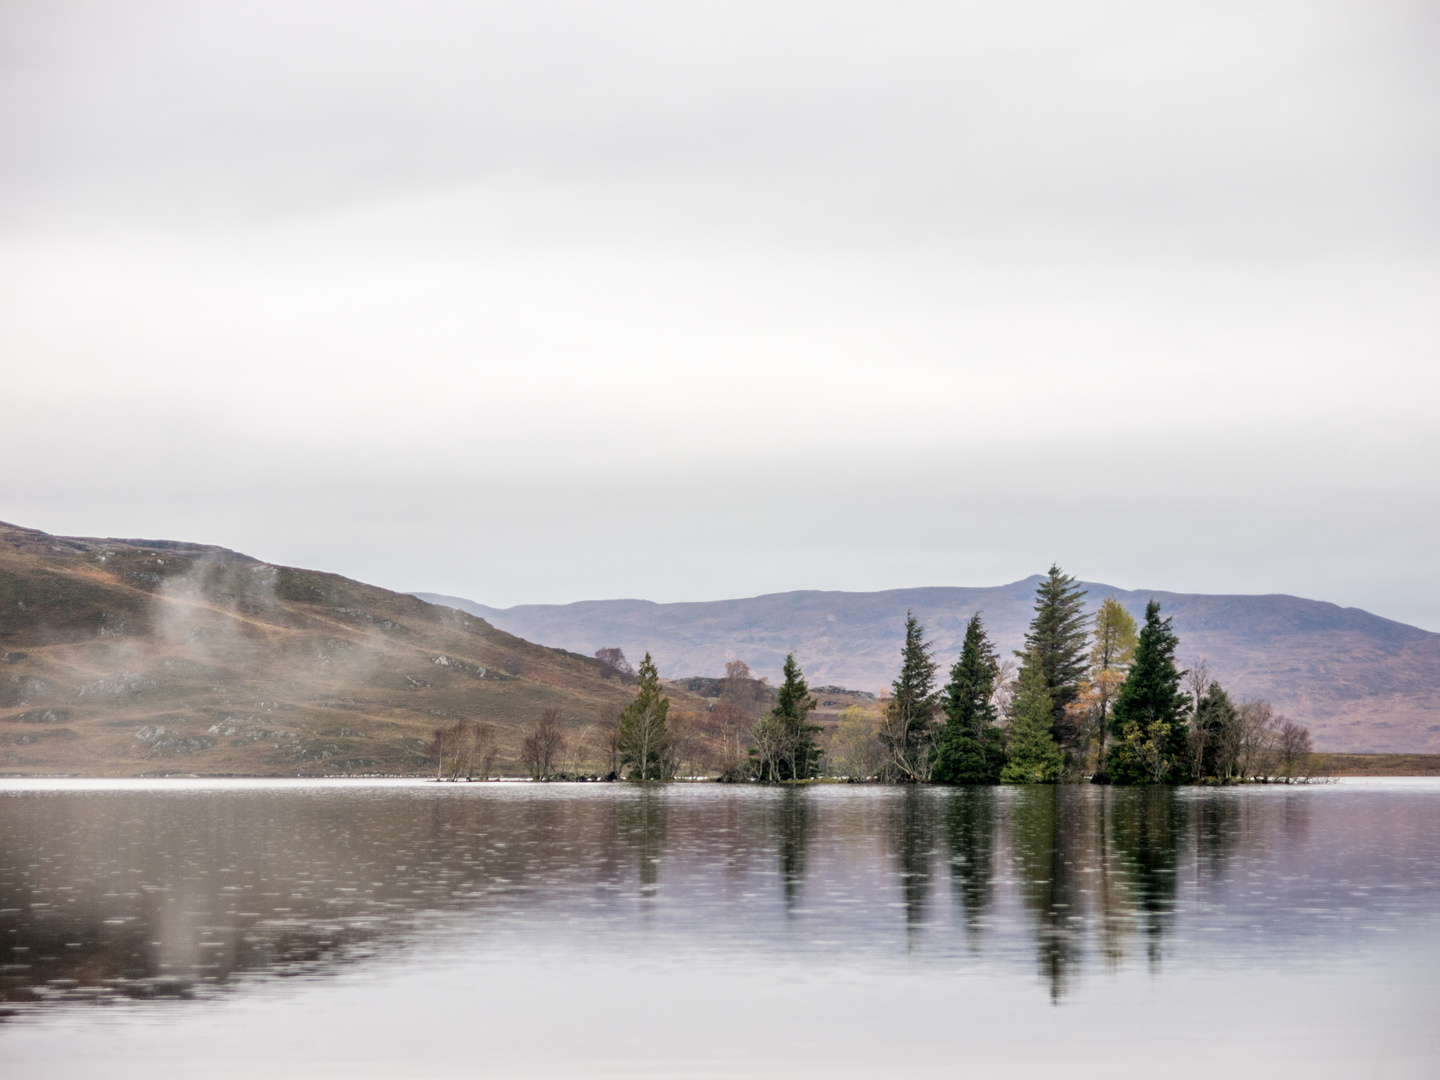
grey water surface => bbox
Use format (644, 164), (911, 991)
(1, 779), (1437, 1078)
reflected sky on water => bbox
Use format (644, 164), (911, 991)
(2, 780), (1438, 1078)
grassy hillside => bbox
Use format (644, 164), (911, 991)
(0, 522), (649, 777)
(422, 580), (1440, 754)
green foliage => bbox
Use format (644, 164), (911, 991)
(880, 612), (940, 781)
(1020, 565), (1091, 750)
(750, 653), (823, 781)
(1107, 601), (1190, 784)
(1192, 681), (1238, 779)
(618, 652), (669, 781)
(934, 727), (1007, 785)
(1000, 651), (1064, 784)
(933, 613), (1006, 784)
(827, 704), (882, 779)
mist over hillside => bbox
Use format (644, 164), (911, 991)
(417, 582), (1440, 754)
(0, 522), (638, 776)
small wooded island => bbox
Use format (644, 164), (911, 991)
(433, 566), (1318, 786)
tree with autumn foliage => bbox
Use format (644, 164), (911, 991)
(1087, 597), (1138, 781)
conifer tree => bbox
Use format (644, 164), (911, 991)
(1107, 600), (1190, 784)
(1000, 650), (1064, 784)
(750, 653), (822, 781)
(618, 652), (669, 781)
(933, 613), (1006, 784)
(1192, 681), (1237, 780)
(1020, 565), (1091, 751)
(880, 612), (940, 781)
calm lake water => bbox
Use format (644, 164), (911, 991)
(1, 779), (1437, 1078)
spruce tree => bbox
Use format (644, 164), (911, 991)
(618, 652), (669, 781)
(933, 613), (1006, 784)
(1000, 650), (1064, 784)
(1106, 600), (1190, 784)
(751, 653), (822, 781)
(881, 612), (939, 781)
(1020, 565), (1091, 752)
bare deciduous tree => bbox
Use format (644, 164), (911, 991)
(710, 697), (750, 781)
(430, 719), (497, 780)
(465, 721), (499, 780)
(599, 709), (621, 778)
(1184, 659), (1212, 779)
(428, 720), (465, 780)
(721, 660), (766, 712)
(520, 708), (567, 780)
(712, 659), (767, 781)
(663, 709), (704, 779)
(595, 647), (636, 683)
(1232, 700), (1275, 780)
(564, 724), (593, 776)
(747, 713), (784, 782)
(1271, 717), (1314, 782)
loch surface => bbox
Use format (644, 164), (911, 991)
(2, 779), (1437, 1078)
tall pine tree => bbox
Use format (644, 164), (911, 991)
(1106, 600), (1190, 784)
(618, 652), (669, 781)
(881, 612), (939, 781)
(1000, 649), (1064, 784)
(933, 613), (1006, 784)
(1020, 565), (1091, 753)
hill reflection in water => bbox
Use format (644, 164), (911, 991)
(2, 781), (1438, 1076)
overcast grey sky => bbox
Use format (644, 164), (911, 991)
(2, 1), (1438, 626)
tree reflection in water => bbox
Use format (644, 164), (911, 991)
(886, 789), (938, 939)
(0, 780), (1391, 1018)
(619, 789), (668, 899)
(774, 788), (811, 910)
(1110, 788), (1182, 965)
(943, 787), (997, 943)
(1008, 788), (1087, 1000)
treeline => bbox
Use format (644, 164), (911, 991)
(613, 566), (1312, 785)
(429, 566), (1316, 784)
(830, 566), (1317, 785)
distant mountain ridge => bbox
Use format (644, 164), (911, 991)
(415, 582), (1440, 754)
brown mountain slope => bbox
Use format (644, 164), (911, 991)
(419, 581), (1440, 753)
(0, 522), (642, 776)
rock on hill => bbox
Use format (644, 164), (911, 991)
(0, 522), (638, 776)
(416, 581), (1440, 754)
